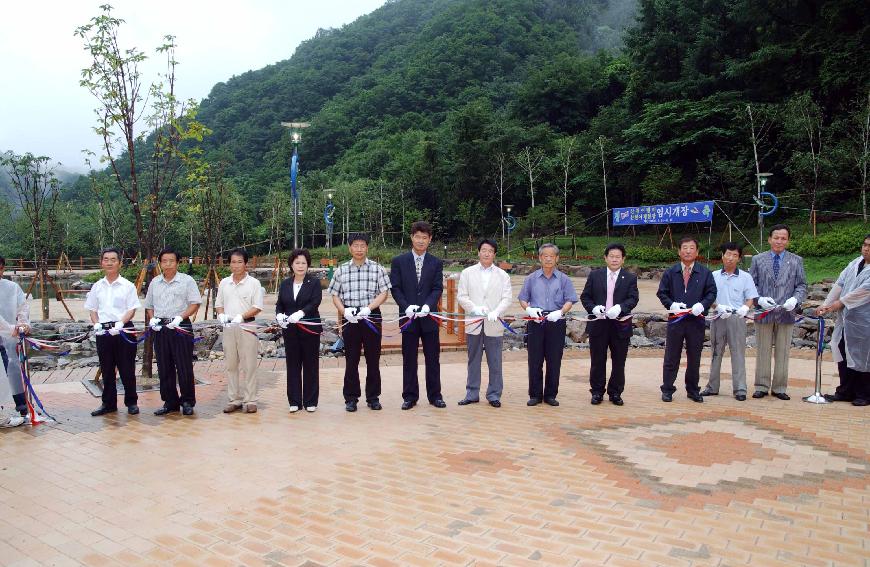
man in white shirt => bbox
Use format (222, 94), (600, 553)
(0, 255), (30, 417)
(456, 239), (512, 407)
(701, 243), (758, 401)
(84, 248), (142, 416)
(216, 248), (264, 414)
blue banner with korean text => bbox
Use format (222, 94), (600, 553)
(612, 201), (714, 226)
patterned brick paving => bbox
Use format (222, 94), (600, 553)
(1, 350), (867, 566)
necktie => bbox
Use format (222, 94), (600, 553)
(857, 260), (865, 276)
(415, 256), (423, 282)
(683, 265), (691, 289)
(773, 254), (780, 281)
(605, 271), (616, 310)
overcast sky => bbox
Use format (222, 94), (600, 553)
(0, 0), (385, 172)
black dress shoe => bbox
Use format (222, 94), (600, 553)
(687, 393), (704, 403)
(489, 400), (501, 408)
(457, 399), (479, 406)
(154, 406), (179, 416)
(127, 405), (140, 415)
(91, 405), (117, 417)
(752, 391), (767, 399)
(824, 393), (853, 402)
(345, 400), (358, 412)
(367, 400), (382, 411)
(401, 400), (416, 410)
(700, 389), (718, 396)
(610, 396), (624, 406)
(527, 398), (542, 406)
(182, 403), (194, 416)
(431, 399), (447, 408)
(661, 393), (673, 402)
(735, 394), (746, 401)
(543, 398), (560, 407)
(852, 398), (869, 406)
(772, 392), (790, 401)
(591, 394), (603, 405)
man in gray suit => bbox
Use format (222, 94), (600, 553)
(749, 224), (807, 400)
(456, 239), (513, 407)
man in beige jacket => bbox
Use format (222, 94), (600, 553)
(456, 239), (513, 407)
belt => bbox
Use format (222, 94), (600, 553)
(158, 317), (191, 325)
(99, 321), (117, 330)
(244, 316), (255, 323)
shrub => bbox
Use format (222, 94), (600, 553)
(789, 224), (868, 257)
(627, 245), (677, 263)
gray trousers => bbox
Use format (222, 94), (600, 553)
(754, 322), (793, 394)
(706, 317), (747, 395)
(465, 333), (503, 402)
(1, 336), (24, 396)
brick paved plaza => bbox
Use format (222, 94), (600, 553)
(1, 349), (868, 566)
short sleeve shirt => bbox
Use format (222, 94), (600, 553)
(143, 272), (202, 318)
(215, 274), (264, 318)
(327, 258), (391, 309)
(713, 268), (758, 309)
(84, 276), (141, 323)
(517, 269), (578, 311)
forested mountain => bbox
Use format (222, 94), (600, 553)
(1, 0), (867, 260)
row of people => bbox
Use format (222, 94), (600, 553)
(4, 223), (866, 420)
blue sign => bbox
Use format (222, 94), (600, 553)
(613, 201), (714, 226)
(290, 147), (299, 200)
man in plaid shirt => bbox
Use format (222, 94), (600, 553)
(328, 233), (391, 412)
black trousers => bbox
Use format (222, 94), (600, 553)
(96, 323), (138, 408)
(154, 321), (196, 408)
(661, 318), (704, 396)
(527, 319), (566, 400)
(401, 321), (442, 403)
(836, 338), (870, 401)
(589, 321), (630, 398)
(342, 313), (382, 403)
(284, 330), (320, 407)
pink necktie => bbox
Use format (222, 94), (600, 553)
(605, 271), (616, 309)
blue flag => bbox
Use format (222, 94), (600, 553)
(290, 147), (299, 200)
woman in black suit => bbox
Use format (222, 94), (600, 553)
(276, 249), (322, 412)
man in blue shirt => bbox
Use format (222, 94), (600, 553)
(701, 243), (758, 401)
(656, 237), (717, 403)
(518, 243), (578, 407)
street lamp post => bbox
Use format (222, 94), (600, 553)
(280, 121), (310, 249)
(756, 172), (772, 250)
(504, 205), (514, 262)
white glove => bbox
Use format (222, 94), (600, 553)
(486, 311), (499, 322)
(592, 305), (605, 316)
(691, 303), (704, 316)
(218, 313), (229, 326)
(471, 305), (488, 316)
(758, 297), (776, 310)
(715, 305), (732, 319)
(231, 314), (243, 324)
(275, 313), (289, 328)
(109, 321), (124, 336)
(405, 305), (420, 318)
(546, 310), (563, 322)
(166, 316), (182, 329)
(606, 305), (621, 319)
(344, 307), (358, 324)
(419, 304), (430, 316)
(149, 317), (162, 331)
(669, 302), (687, 313)
(783, 297), (797, 311)
(93, 322), (106, 336)
(525, 306), (543, 319)
(736, 305), (750, 318)
(357, 307), (371, 319)
(289, 310), (304, 324)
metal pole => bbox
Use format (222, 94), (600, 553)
(803, 317), (829, 404)
(293, 195), (299, 249)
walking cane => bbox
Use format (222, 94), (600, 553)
(803, 317), (829, 404)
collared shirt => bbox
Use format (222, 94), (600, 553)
(327, 258), (391, 309)
(0, 278), (28, 326)
(713, 268), (758, 309)
(479, 262), (495, 289)
(517, 269), (578, 311)
(84, 276), (141, 323)
(143, 272), (201, 318)
(215, 274), (264, 318)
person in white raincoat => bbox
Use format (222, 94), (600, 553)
(817, 234), (870, 406)
(0, 314), (25, 427)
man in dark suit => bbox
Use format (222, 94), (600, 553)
(580, 243), (639, 406)
(657, 237), (718, 403)
(390, 221), (446, 410)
